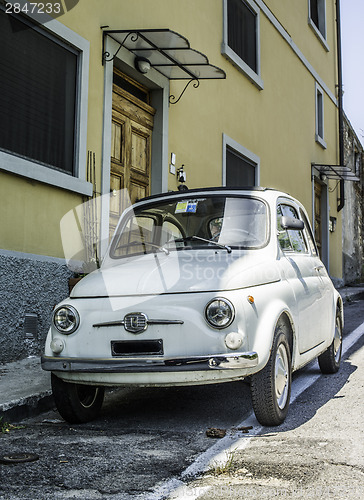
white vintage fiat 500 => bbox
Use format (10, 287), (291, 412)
(42, 187), (343, 426)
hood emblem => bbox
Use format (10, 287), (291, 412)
(124, 312), (148, 334)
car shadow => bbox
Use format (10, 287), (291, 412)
(260, 332), (364, 434)
(97, 378), (253, 433)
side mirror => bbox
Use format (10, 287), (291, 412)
(281, 216), (304, 231)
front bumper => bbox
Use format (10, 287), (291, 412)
(41, 351), (258, 373)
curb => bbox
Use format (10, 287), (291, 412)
(340, 288), (364, 304)
(0, 392), (54, 423)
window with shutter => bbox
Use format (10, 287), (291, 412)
(0, 9), (78, 174)
(222, 0), (263, 89)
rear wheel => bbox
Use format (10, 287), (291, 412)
(318, 310), (342, 374)
(250, 322), (292, 426)
(51, 373), (104, 424)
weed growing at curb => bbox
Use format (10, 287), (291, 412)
(0, 416), (25, 435)
(208, 448), (238, 476)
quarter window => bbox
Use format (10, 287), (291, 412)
(277, 205), (308, 254)
(299, 209), (318, 256)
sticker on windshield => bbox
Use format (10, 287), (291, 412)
(175, 201), (198, 213)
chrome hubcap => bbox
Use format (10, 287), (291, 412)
(275, 344), (289, 409)
(334, 317), (342, 363)
(76, 386), (99, 409)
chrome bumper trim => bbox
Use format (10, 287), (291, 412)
(93, 318), (184, 328)
(41, 351), (258, 373)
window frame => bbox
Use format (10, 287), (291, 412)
(308, 0), (329, 52)
(0, 5), (91, 196)
(315, 83), (327, 149)
(222, 134), (260, 187)
(222, 0), (264, 90)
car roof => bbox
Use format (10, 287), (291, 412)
(136, 186), (278, 204)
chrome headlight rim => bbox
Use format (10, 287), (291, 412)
(53, 305), (80, 335)
(204, 297), (235, 329)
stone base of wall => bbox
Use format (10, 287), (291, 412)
(0, 250), (73, 364)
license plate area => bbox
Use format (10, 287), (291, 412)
(111, 340), (163, 356)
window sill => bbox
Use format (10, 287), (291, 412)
(0, 151), (92, 196)
(315, 134), (327, 149)
(308, 19), (330, 52)
(222, 43), (264, 90)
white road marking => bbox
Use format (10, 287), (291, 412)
(145, 320), (364, 500)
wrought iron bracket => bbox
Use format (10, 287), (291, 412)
(102, 31), (139, 65)
(169, 78), (200, 105)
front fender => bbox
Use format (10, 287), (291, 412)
(249, 299), (294, 372)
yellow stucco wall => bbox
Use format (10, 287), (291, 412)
(0, 0), (342, 277)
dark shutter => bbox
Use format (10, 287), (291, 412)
(317, 91), (323, 138)
(0, 10), (77, 174)
(227, 0), (257, 72)
(226, 148), (256, 187)
(310, 0), (319, 29)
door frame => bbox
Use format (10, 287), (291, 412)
(312, 174), (329, 269)
(100, 35), (170, 258)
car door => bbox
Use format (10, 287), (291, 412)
(277, 201), (327, 354)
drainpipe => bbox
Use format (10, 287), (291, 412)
(336, 0), (345, 211)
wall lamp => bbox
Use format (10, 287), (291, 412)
(134, 56), (151, 74)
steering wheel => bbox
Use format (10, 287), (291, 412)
(212, 229), (261, 244)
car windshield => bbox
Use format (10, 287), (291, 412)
(110, 195), (268, 258)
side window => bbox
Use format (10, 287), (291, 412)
(277, 204), (308, 254)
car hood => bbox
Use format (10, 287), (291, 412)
(71, 250), (280, 298)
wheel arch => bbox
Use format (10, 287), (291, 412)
(251, 301), (296, 372)
(336, 294), (344, 329)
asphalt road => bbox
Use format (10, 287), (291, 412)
(1, 299), (364, 500)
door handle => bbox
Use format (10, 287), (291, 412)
(314, 265), (324, 272)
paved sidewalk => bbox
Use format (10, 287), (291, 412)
(0, 357), (52, 422)
(1, 285), (364, 424)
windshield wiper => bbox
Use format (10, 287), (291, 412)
(165, 236), (231, 253)
(142, 241), (170, 255)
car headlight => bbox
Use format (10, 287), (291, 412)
(205, 298), (235, 329)
(53, 305), (80, 334)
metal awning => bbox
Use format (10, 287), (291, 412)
(313, 164), (360, 182)
(102, 29), (226, 103)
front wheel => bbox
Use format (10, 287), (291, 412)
(318, 311), (342, 374)
(51, 373), (104, 424)
(250, 323), (292, 426)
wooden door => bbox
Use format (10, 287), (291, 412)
(110, 73), (155, 238)
(314, 181), (322, 256)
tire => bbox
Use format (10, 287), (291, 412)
(250, 322), (292, 426)
(51, 373), (104, 424)
(318, 310), (342, 374)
